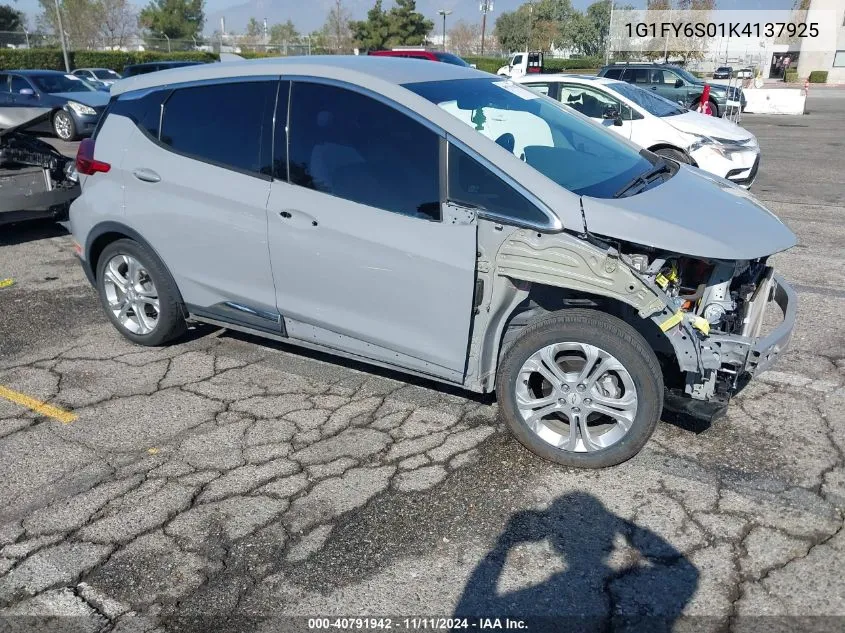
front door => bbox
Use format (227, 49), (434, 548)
(558, 83), (633, 140)
(266, 80), (477, 379)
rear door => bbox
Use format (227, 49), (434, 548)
(265, 80), (477, 379)
(120, 78), (280, 325)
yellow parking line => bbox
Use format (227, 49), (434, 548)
(0, 386), (77, 424)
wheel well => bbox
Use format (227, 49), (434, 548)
(499, 283), (684, 390)
(88, 231), (129, 279)
(690, 96), (719, 115)
(647, 143), (697, 166)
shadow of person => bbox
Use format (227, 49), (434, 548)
(454, 492), (699, 633)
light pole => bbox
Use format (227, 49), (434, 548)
(21, 26), (29, 49)
(438, 10), (452, 52)
(53, 0), (70, 72)
(479, 0), (493, 56)
(163, 33), (171, 52)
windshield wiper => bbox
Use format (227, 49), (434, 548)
(614, 160), (672, 198)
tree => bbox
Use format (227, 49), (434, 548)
(138, 0), (204, 39)
(385, 0), (432, 47)
(448, 20), (479, 56)
(38, 0), (101, 49)
(0, 4), (24, 31)
(322, 0), (352, 53)
(350, 0), (389, 50)
(269, 19), (299, 45)
(99, 0), (136, 47)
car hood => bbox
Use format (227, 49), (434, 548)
(52, 91), (110, 107)
(580, 165), (796, 260)
(667, 111), (753, 142)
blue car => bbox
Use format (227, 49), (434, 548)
(0, 70), (110, 141)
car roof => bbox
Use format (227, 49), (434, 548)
(75, 67), (112, 71)
(7, 69), (69, 76)
(520, 73), (620, 86)
(113, 55), (486, 96)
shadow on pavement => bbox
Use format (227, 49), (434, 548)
(454, 491), (699, 632)
(0, 218), (69, 246)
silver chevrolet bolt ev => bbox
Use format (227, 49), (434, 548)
(70, 58), (797, 468)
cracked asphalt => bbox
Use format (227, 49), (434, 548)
(0, 94), (844, 633)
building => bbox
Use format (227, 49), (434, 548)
(796, 0), (845, 83)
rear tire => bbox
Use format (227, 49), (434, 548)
(495, 309), (663, 468)
(96, 239), (186, 346)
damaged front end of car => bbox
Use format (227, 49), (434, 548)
(576, 166), (798, 421)
(616, 244), (796, 416)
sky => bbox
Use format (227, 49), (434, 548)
(13, 0), (798, 36)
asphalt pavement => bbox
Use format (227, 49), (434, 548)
(0, 94), (844, 633)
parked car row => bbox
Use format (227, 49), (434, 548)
(69, 56), (795, 469)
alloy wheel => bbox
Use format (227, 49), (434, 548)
(515, 342), (639, 453)
(102, 254), (160, 335)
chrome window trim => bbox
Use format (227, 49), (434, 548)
(446, 134), (563, 233)
(116, 74), (281, 102)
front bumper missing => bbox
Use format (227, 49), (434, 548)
(680, 269), (796, 401)
(744, 271), (797, 376)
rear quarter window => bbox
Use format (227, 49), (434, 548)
(603, 68), (623, 79)
(108, 89), (171, 139)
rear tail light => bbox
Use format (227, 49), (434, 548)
(75, 138), (111, 176)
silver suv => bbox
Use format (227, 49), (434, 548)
(70, 57), (797, 468)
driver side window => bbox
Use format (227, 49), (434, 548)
(559, 85), (621, 120)
(448, 143), (550, 227)
(10, 76), (31, 94)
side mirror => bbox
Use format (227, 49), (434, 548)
(19, 88), (35, 96)
(675, 79), (684, 88)
(602, 104), (621, 122)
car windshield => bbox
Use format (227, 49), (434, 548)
(32, 74), (95, 94)
(673, 67), (700, 84)
(93, 69), (120, 79)
(406, 77), (658, 198)
(610, 82), (687, 117)
(434, 52), (470, 67)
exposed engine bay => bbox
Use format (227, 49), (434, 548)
(0, 112), (79, 222)
(618, 242), (785, 408)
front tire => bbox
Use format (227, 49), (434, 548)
(654, 148), (691, 164)
(96, 239), (186, 346)
(496, 309), (663, 468)
(53, 110), (77, 141)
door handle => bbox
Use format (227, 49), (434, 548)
(279, 209), (319, 226)
(651, 86), (658, 90)
(133, 168), (161, 183)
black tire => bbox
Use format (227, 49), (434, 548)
(654, 147), (691, 164)
(96, 239), (186, 346)
(53, 110), (77, 141)
(495, 309), (663, 468)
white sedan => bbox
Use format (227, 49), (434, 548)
(517, 74), (760, 188)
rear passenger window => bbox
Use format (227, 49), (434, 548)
(287, 81), (441, 221)
(110, 89), (170, 138)
(629, 69), (650, 84)
(448, 144), (549, 227)
(160, 81), (277, 177)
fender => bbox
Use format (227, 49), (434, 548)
(81, 221), (187, 318)
(487, 229), (702, 374)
